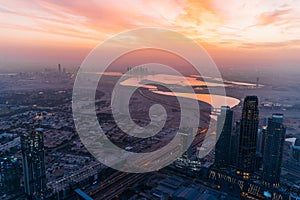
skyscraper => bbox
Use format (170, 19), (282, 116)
(271, 113), (284, 124)
(215, 106), (234, 169)
(262, 114), (286, 187)
(258, 126), (267, 156)
(237, 96), (259, 174)
(21, 128), (46, 200)
(230, 121), (240, 168)
(255, 127), (266, 170)
(178, 127), (194, 158)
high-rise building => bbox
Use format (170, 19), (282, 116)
(259, 116), (269, 156)
(271, 113), (284, 124)
(256, 127), (266, 170)
(0, 156), (21, 195)
(179, 134), (192, 158)
(262, 114), (286, 187)
(258, 126), (267, 156)
(178, 127), (195, 159)
(230, 121), (240, 168)
(215, 106), (234, 169)
(21, 128), (46, 200)
(237, 96), (259, 174)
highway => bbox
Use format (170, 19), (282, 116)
(47, 161), (104, 193)
(89, 172), (148, 200)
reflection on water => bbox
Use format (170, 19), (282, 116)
(152, 91), (240, 109)
(121, 74), (226, 88)
(119, 74), (241, 109)
(96, 72), (123, 76)
(0, 73), (17, 76)
(191, 74), (261, 87)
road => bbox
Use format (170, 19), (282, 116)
(89, 172), (148, 200)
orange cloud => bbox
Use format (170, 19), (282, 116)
(174, 0), (224, 41)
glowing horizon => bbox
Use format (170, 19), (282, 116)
(1, 0), (300, 70)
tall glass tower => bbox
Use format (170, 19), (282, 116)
(21, 128), (46, 200)
(237, 96), (259, 175)
(215, 106), (234, 169)
(262, 114), (286, 187)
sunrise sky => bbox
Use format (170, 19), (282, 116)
(1, 0), (300, 71)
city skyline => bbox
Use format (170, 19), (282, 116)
(1, 1), (300, 199)
(213, 96), (289, 199)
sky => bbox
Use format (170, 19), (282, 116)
(0, 0), (300, 72)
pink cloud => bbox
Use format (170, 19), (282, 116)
(256, 9), (292, 26)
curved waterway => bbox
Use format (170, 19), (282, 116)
(119, 74), (241, 109)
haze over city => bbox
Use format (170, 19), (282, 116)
(1, 0), (300, 72)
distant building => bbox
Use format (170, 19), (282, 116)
(256, 127), (267, 170)
(230, 121), (240, 168)
(215, 106), (234, 169)
(21, 128), (46, 200)
(256, 77), (259, 88)
(58, 64), (61, 73)
(257, 115), (282, 172)
(262, 114), (286, 187)
(271, 113), (284, 124)
(258, 127), (267, 156)
(178, 129), (194, 159)
(237, 96), (259, 175)
(0, 156), (21, 195)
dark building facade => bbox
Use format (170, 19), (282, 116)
(271, 113), (283, 124)
(178, 127), (194, 158)
(215, 106), (234, 169)
(237, 96), (259, 174)
(258, 127), (267, 157)
(21, 128), (46, 200)
(262, 114), (286, 187)
(230, 121), (240, 168)
(0, 156), (21, 195)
